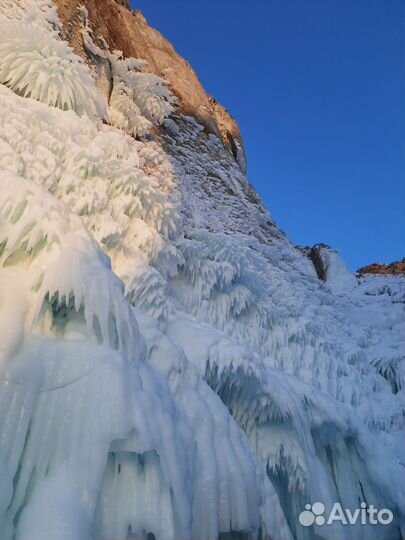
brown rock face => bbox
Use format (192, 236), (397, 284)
(54, 0), (246, 167)
(357, 259), (405, 276)
(307, 244), (330, 281)
(114, 0), (130, 8)
(298, 244), (332, 281)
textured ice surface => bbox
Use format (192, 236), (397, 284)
(0, 2), (404, 540)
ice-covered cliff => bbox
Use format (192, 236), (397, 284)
(0, 2), (404, 540)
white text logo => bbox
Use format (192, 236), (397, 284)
(299, 502), (393, 527)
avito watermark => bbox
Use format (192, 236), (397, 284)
(299, 502), (393, 527)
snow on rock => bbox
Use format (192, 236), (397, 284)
(310, 244), (358, 294)
(0, 2), (404, 540)
(0, 10), (106, 118)
(80, 11), (176, 137)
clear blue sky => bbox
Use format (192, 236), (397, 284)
(130, 0), (404, 270)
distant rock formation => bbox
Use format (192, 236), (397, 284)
(357, 259), (405, 276)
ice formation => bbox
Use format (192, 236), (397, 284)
(0, 5), (106, 118)
(0, 2), (403, 540)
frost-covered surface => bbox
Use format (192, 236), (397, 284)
(0, 3), (404, 540)
(0, 3), (106, 118)
(81, 12), (176, 137)
(312, 244), (358, 294)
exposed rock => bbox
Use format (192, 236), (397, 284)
(299, 243), (331, 281)
(114, 0), (130, 8)
(53, 0), (282, 245)
(357, 259), (405, 276)
(54, 0), (246, 169)
(209, 96), (247, 173)
(299, 243), (358, 293)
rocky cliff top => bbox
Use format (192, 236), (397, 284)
(357, 259), (405, 276)
(55, 0), (245, 169)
